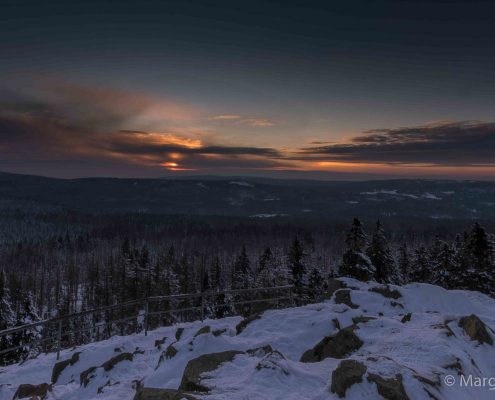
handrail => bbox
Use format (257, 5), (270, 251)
(0, 285), (294, 362)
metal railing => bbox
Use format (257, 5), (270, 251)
(0, 285), (293, 364)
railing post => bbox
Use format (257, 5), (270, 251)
(56, 319), (62, 360)
(144, 299), (149, 336)
(200, 292), (204, 322)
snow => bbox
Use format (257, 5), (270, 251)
(2, 280), (495, 399)
(229, 181), (254, 188)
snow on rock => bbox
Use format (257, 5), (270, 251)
(2, 280), (495, 399)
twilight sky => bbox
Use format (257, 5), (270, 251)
(1, 0), (495, 179)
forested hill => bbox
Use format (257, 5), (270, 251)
(1, 172), (495, 219)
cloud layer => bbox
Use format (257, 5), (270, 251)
(301, 121), (495, 166)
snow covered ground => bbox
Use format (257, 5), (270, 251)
(2, 279), (495, 399)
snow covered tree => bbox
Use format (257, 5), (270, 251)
(0, 270), (17, 365)
(13, 292), (42, 361)
(287, 237), (306, 300)
(366, 221), (397, 283)
(397, 243), (410, 284)
(409, 246), (432, 283)
(233, 246), (252, 290)
(429, 237), (457, 288)
(339, 218), (376, 281)
(307, 267), (325, 301)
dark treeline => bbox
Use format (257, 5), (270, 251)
(1, 210), (495, 363)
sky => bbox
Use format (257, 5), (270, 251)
(1, 0), (495, 180)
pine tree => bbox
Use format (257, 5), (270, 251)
(397, 243), (410, 284)
(0, 270), (17, 365)
(366, 221), (397, 283)
(430, 237), (457, 288)
(233, 246), (251, 290)
(339, 218), (376, 281)
(14, 292), (42, 361)
(307, 267), (325, 301)
(409, 246), (432, 283)
(288, 237), (306, 298)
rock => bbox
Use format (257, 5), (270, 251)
(256, 349), (289, 375)
(102, 352), (134, 371)
(321, 278), (347, 300)
(134, 387), (198, 400)
(165, 344), (178, 359)
(330, 360), (367, 398)
(352, 316), (376, 324)
(369, 286), (402, 299)
(179, 350), (244, 392)
(300, 326), (363, 362)
(367, 373), (409, 400)
(193, 326), (210, 337)
(80, 366), (97, 387)
(334, 289), (358, 309)
(13, 383), (52, 399)
(212, 328), (226, 337)
(236, 314), (261, 335)
(332, 318), (341, 330)
(80, 352), (133, 387)
(390, 301), (404, 309)
(400, 313), (412, 323)
(154, 337), (167, 349)
(247, 345), (274, 357)
(175, 327), (184, 341)
(51, 351), (81, 383)
(459, 314), (493, 345)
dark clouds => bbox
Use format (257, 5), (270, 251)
(300, 121), (495, 166)
(0, 82), (287, 177)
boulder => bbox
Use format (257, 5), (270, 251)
(367, 373), (409, 400)
(400, 313), (412, 323)
(193, 326), (210, 338)
(352, 316), (376, 325)
(459, 314), (493, 345)
(80, 366), (97, 387)
(334, 289), (358, 309)
(369, 286), (402, 299)
(165, 344), (178, 359)
(51, 351), (81, 383)
(134, 387), (198, 400)
(324, 278), (347, 299)
(330, 360), (367, 398)
(102, 352), (133, 371)
(13, 383), (52, 399)
(236, 314), (261, 335)
(212, 328), (226, 337)
(175, 327), (184, 341)
(300, 326), (363, 362)
(179, 350), (244, 392)
(154, 337), (167, 349)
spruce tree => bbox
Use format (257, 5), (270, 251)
(397, 243), (410, 284)
(339, 218), (376, 281)
(0, 270), (17, 365)
(366, 221), (397, 283)
(288, 237), (306, 299)
(409, 246), (432, 283)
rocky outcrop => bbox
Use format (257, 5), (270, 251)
(236, 314), (261, 335)
(13, 383), (52, 399)
(300, 326), (363, 362)
(193, 326), (210, 337)
(212, 328), (226, 337)
(367, 373), (409, 400)
(175, 327), (184, 341)
(330, 360), (367, 398)
(102, 352), (134, 371)
(352, 316), (376, 325)
(325, 278), (347, 299)
(369, 286), (402, 299)
(51, 351), (81, 383)
(134, 387), (198, 400)
(179, 350), (244, 392)
(154, 337), (167, 349)
(334, 289), (359, 309)
(80, 353), (133, 386)
(400, 313), (412, 323)
(459, 314), (493, 345)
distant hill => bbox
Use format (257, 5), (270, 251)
(1, 171), (495, 219)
